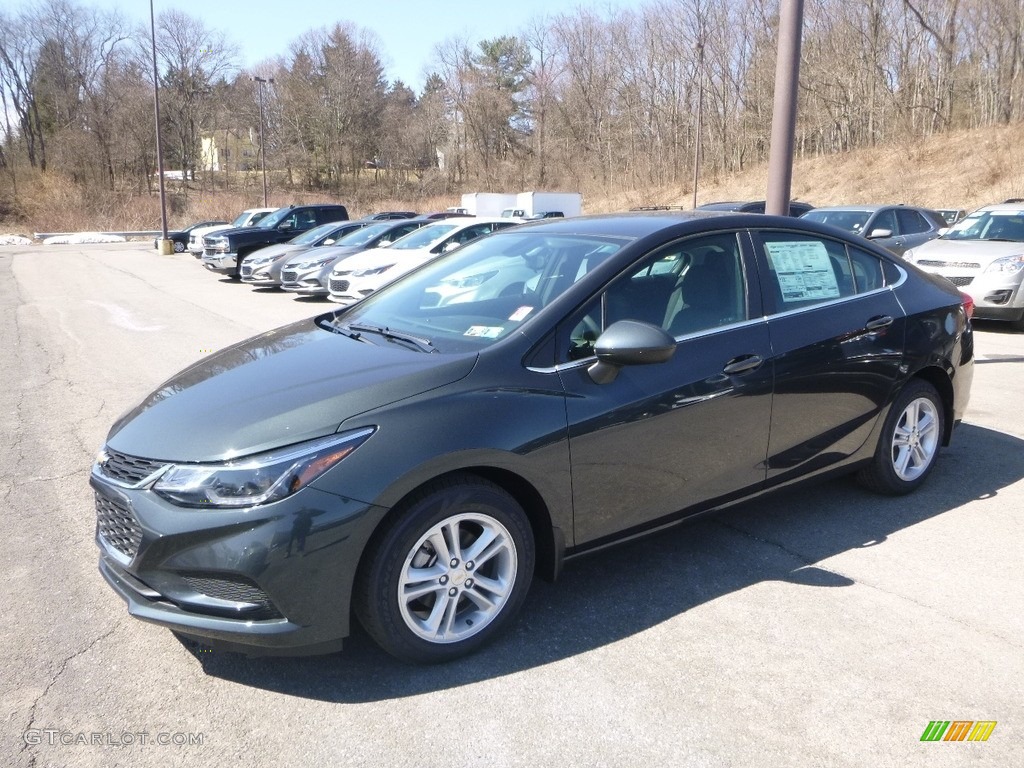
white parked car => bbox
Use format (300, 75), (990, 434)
(327, 218), (519, 305)
(904, 202), (1024, 330)
(187, 208), (277, 257)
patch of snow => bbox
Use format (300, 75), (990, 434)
(42, 232), (127, 245)
(0, 234), (33, 246)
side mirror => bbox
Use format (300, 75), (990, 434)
(323, 239), (335, 245)
(279, 221), (294, 231)
(867, 228), (892, 239)
(442, 241), (461, 253)
(588, 320), (677, 384)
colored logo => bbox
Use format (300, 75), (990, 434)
(920, 721), (996, 742)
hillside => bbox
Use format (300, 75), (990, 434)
(588, 121), (1024, 214)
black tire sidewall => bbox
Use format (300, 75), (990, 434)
(356, 479), (535, 663)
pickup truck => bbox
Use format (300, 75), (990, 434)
(201, 203), (349, 276)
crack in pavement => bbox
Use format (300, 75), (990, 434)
(18, 622), (122, 767)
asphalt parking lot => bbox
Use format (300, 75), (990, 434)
(2, 241), (1022, 767)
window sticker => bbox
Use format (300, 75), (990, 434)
(509, 306), (533, 322)
(464, 325), (504, 338)
(765, 241), (840, 303)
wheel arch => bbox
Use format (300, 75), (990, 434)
(910, 365), (955, 445)
(355, 467), (563, 593)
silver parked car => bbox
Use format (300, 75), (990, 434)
(904, 202), (1024, 330)
(800, 204), (947, 257)
(240, 221), (369, 287)
(280, 219), (432, 296)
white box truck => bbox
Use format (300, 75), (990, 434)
(500, 192), (583, 219)
(460, 193), (519, 217)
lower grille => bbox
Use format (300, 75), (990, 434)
(947, 276), (974, 287)
(281, 270), (298, 283)
(330, 278), (350, 293)
(181, 574), (283, 620)
(96, 493), (143, 560)
(241, 265), (253, 277)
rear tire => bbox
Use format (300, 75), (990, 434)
(857, 379), (944, 495)
(173, 240), (186, 253)
(354, 475), (534, 663)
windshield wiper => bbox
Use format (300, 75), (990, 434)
(318, 317), (377, 344)
(346, 323), (436, 353)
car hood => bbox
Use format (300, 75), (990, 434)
(331, 246), (427, 274)
(191, 224), (231, 240)
(911, 238), (1024, 267)
(106, 317), (477, 462)
(246, 243), (307, 264)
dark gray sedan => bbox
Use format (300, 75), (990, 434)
(92, 212), (973, 663)
(239, 220), (370, 287)
(801, 204), (947, 256)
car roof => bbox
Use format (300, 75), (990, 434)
(971, 203), (1024, 214)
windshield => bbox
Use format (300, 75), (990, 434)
(256, 208), (290, 229)
(329, 231), (628, 353)
(389, 223), (459, 250)
(292, 222), (341, 245)
(334, 222), (393, 246)
(801, 209), (871, 233)
(231, 211), (264, 227)
(941, 210), (1024, 241)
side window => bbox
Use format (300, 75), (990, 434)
(759, 232), (855, 312)
(297, 209), (317, 228)
(846, 246), (886, 292)
(563, 233), (746, 361)
(870, 209), (897, 237)
(896, 209), (929, 235)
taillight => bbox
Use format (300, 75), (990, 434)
(959, 291), (974, 320)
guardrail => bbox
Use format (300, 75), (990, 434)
(32, 231), (163, 239)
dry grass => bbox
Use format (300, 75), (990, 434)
(3, 121), (1024, 235)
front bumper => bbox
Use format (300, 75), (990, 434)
(281, 266), (330, 295)
(916, 262), (1024, 321)
(240, 264), (280, 285)
(201, 251), (238, 273)
(92, 472), (387, 652)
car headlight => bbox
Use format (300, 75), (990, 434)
(984, 254), (1024, 274)
(247, 256), (270, 266)
(152, 428), (374, 508)
(353, 264), (394, 277)
(296, 256), (335, 269)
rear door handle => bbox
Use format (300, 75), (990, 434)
(865, 315), (894, 331)
(722, 355), (764, 375)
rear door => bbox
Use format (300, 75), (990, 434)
(749, 229), (906, 487)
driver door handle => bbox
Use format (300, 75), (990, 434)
(722, 355), (764, 375)
(865, 315), (894, 331)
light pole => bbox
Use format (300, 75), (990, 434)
(150, 0), (170, 253)
(766, 0), (805, 216)
(251, 76), (274, 208)
(691, 38), (705, 210)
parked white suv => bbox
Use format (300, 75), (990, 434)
(187, 208), (277, 257)
(904, 202), (1024, 330)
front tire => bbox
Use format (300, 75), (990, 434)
(857, 379), (944, 495)
(354, 475), (535, 663)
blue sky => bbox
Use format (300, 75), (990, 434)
(88, 0), (628, 91)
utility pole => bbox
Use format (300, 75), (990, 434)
(251, 76), (274, 208)
(765, 0), (805, 217)
(691, 37), (705, 210)
(150, 0), (170, 253)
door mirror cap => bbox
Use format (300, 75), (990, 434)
(588, 320), (677, 384)
(867, 228), (892, 239)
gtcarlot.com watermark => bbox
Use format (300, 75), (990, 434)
(24, 729), (205, 747)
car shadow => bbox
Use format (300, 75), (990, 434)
(182, 422), (1024, 701)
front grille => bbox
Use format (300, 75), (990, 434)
(917, 259), (980, 269)
(100, 449), (166, 485)
(181, 574), (283, 620)
(281, 270), (298, 283)
(947, 276), (974, 287)
(96, 492), (143, 559)
(330, 278), (350, 293)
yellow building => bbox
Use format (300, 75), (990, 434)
(200, 128), (259, 172)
